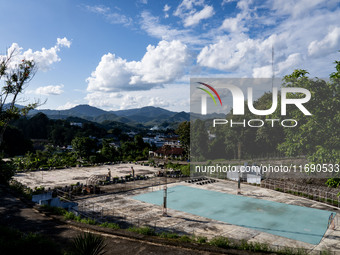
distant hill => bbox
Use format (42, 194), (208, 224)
(27, 104), (190, 129)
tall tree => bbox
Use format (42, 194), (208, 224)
(176, 121), (190, 160)
(278, 63), (340, 163)
(0, 48), (38, 146)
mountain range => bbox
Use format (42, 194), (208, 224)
(28, 105), (190, 129)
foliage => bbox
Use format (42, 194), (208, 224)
(325, 178), (340, 188)
(64, 211), (76, 220)
(99, 222), (120, 230)
(159, 232), (179, 239)
(165, 162), (190, 176)
(176, 121), (190, 160)
(41, 204), (67, 215)
(196, 236), (207, 244)
(119, 135), (150, 161)
(0, 125), (33, 157)
(100, 139), (119, 162)
(80, 218), (97, 225)
(278, 63), (340, 164)
(0, 49), (38, 147)
(70, 232), (106, 255)
(9, 179), (32, 199)
(127, 226), (155, 236)
(0, 159), (15, 184)
(71, 137), (98, 160)
(209, 236), (230, 248)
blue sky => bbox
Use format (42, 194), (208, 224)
(1, 0), (339, 112)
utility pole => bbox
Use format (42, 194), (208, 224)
(272, 45), (275, 89)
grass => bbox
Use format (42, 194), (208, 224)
(127, 226), (155, 236)
(99, 222), (120, 230)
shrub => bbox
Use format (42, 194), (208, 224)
(159, 232), (179, 239)
(196, 236), (207, 244)
(0, 160), (15, 184)
(80, 218), (97, 225)
(128, 226), (155, 236)
(99, 222), (120, 230)
(70, 232), (106, 255)
(179, 235), (192, 243)
(209, 236), (230, 248)
(64, 211), (76, 220)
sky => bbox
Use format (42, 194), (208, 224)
(0, 0), (339, 112)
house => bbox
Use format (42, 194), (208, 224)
(153, 145), (185, 159)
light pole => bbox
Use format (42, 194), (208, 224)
(163, 185), (167, 216)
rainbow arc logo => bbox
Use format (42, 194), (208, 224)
(197, 82), (222, 115)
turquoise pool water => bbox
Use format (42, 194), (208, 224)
(132, 185), (332, 245)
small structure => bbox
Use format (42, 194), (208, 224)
(152, 146), (184, 159)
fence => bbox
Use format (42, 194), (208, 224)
(261, 179), (340, 209)
(73, 196), (340, 255)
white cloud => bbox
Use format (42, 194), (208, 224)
(271, 0), (327, 18)
(56, 102), (78, 110)
(35, 84), (64, 95)
(183, 5), (214, 27)
(140, 11), (185, 41)
(174, 0), (204, 18)
(196, 0), (340, 78)
(220, 13), (247, 33)
(86, 40), (191, 92)
(308, 26), (340, 57)
(163, 4), (171, 18)
(221, 0), (236, 6)
(174, 0), (214, 27)
(163, 4), (171, 12)
(140, 11), (209, 46)
(85, 84), (189, 111)
(86, 5), (132, 26)
(4, 37), (71, 71)
(252, 65), (272, 78)
(57, 37), (71, 48)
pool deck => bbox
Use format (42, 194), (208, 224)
(75, 179), (340, 253)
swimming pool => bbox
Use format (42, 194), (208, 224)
(132, 185), (332, 245)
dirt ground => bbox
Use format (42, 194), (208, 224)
(13, 163), (161, 189)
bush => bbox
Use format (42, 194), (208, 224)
(179, 235), (192, 243)
(0, 160), (15, 184)
(209, 236), (230, 248)
(41, 205), (66, 215)
(159, 232), (179, 239)
(99, 222), (120, 230)
(128, 226), (155, 236)
(196, 236), (207, 244)
(64, 211), (76, 220)
(80, 218), (97, 225)
(70, 232), (106, 255)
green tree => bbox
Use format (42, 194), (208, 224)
(278, 63), (340, 163)
(176, 121), (190, 160)
(190, 119), (208, 161)
(71, 137), (97, 160)
(0, 49), (38, 147)
(101, 140), (119, 161)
